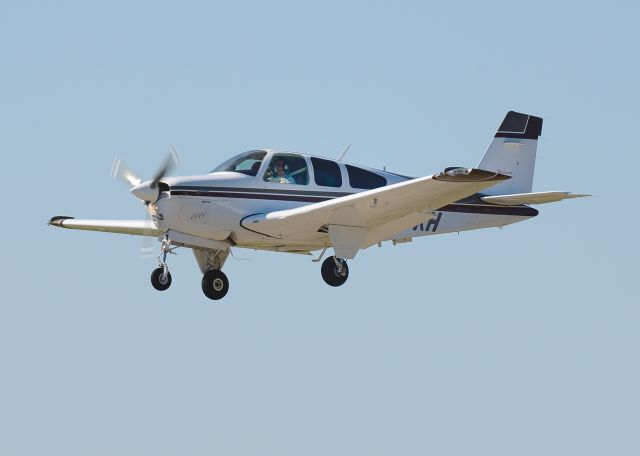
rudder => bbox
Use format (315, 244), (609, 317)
(477, 111), (543, 195)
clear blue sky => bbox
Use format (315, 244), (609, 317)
(1, 1), (637, 455)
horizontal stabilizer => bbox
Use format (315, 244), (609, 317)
(481, 191), (590, 206)
(48, 216), (160, 236)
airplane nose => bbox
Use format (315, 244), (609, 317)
(131, 180), (160, 203)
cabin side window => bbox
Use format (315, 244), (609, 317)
(263, 154), (309, 185)
(345, 164), (387, 189)
(311, 157), (342, 188)
(211, 150), (266, 176)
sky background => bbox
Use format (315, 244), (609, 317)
(1, 1), (638, 455)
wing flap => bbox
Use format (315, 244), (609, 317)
(48, 216), (160, 236)
(481, 191), (590, 206)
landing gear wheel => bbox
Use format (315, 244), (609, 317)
(321, 256), (349, 287)
(150, 267), (172, 291)
(201, 269), (229, 300)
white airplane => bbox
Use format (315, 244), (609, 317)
(49, 111), (587, 300)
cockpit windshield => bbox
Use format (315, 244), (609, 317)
(210, 150), (267, 176)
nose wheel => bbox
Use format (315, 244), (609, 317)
(202, 269), (229, 300)
(150, 235), (176, 292)
(321, 256), (349, 287)
(150, 267), (172, 291)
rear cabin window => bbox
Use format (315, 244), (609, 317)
(311, 157), (342, 188)
(345, 165), (387, 189)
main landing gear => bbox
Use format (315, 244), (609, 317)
(201, 269), (229, 300)
(321, 255), (349, 287)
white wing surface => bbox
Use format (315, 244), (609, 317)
(242, 168), (510, 258)
(481, 191), (590, 206)
(48, 216), (160, 237)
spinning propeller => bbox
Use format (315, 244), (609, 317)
(111, 146), (182, 257)
(111, 145), (181, 203)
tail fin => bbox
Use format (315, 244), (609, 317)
(477, 111), (543, 195)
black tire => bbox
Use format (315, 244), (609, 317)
(321, 256), (349, 287)
(151, 267), (172, 291)
(201, 269), (229, 300)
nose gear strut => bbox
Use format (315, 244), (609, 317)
(150, 234), (178, 291)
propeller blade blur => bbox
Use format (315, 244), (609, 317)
(111, 157), (142, 187)
(150, 146), (181, 188)
(140, 207), (156, 258)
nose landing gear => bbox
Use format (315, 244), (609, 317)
(150, 235), (177, 292)
(321, 255), (349, 287)
(151, 267), (172, 290)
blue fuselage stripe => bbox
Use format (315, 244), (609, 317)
(169, 187), (538, 217)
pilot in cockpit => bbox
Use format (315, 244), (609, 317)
(267, 159), (296, 184)
(250, 161), (262, 175)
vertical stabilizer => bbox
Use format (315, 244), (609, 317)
(478, 111), (543, 195)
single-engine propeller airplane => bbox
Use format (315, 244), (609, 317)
(49, 111), (587, 300)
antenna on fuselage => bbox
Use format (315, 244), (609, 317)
(337, 144), (351, 162)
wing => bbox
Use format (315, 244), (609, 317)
(242, 168), (510, 258)
(48, 216), (160, 236)
(481, 191), (590, 206)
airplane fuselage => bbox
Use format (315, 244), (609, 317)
(152, 150), (537, 253)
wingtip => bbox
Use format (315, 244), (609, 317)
(48, 216), (74, 227)
(434, 167), (511, 183)
(563, 192), (591, 199)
